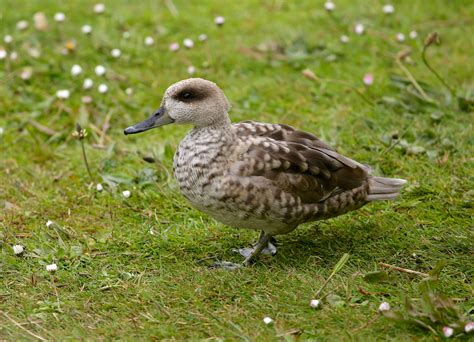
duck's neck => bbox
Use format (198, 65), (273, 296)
(190, 115), (235, 140)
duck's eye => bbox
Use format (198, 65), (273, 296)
(181, 92), (192, 100)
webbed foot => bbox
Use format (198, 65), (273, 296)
(208, 261), (242, 270)
(233, 241), (277, 258)
(231, 231), (275, 266)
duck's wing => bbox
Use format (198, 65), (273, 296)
(232, 121), (369, 203)
(234, 121), (336, 151)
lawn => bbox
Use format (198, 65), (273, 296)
(1, 0), (473, 340)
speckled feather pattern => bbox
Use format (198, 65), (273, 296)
(173, 121), (371, 235)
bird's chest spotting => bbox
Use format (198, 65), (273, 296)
(173, 129), (232, 205)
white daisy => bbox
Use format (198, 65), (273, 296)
(4, 35), (13, 44)
(71, 64), (82, 76)
(96, 183), (103, 191)
(187, 65), (196, 75)
(94, 3), (105, 14)
(46, 263), (58, 272)
(122, 190), (131, 198)
(81, 25), (92, 34)
(442, 327), (454, 338)
(111, 48), (121, 58)
(263, 317), (273, 325)
(198, 34), (208, 42)
(95, 65), (106, 76)
(144, 36), (154, 46)
(324, 1), (335, 11)
(340, 35), (349, 43)
(183, 38), (194, 49)
(383, 4), (394, 14)
(13, 245), (24, 255)
(83, 78), (94, 89)
(214, 16), (225, 26)
(98, 84), (108, 93)
(354, 23), (365, 35)
(16, 20), (29, 31)
(310, 299), (320, 308)
(54, 12), (66, 22)
(378, 302), (390, 312)
(20, 67), (33, 80)
(56, 90), (70, 99)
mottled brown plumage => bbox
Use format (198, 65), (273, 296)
(125, 78), (407, 266)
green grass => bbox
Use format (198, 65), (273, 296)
(1, 0), (473, 340)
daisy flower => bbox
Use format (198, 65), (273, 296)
(16, 20), (29, 31)
(98, 84), (108, 93)
(324, 1), (335, 11)
(354, 23), (365, 35)
(396, 33), (405, 42)
(214, 16), (225, 26)
(13, 245), (24, 255)
(81, 25), (92, 34)
(383, 4), (395, 14)
(54, 12), (66, 22)
(263, 317), (273, 325)
(46, 263), (58, 272)
(20, 67), (33, 80)
(4, 35), (13, 44)
(144, 36), (154, 46)
(442, 327), (454, 338)
(95, 65), (106, 76)
(187, 65), (196, 75)
(169, 42), (179, 52)
(56, 89), (70, 99)
(183, 38), (194, 49)
(378, 302), (390, 312)
(111, 48), (121, 58)
(83, 78), (94, 89)
(94, 3), (105, 14)
(33, 12), (48, 31)
(71, 64), (82, 76)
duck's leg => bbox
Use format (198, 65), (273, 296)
(240, 231), (275, 266)
(236, 231), (277, 260)
(209, 232), (276, 270)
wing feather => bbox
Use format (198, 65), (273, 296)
(232, 121), (369, 203)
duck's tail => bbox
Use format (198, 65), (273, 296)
(367, 176), (407, 201)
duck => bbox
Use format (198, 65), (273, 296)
(124, 78), (407, 267)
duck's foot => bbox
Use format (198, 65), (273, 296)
(208, 261), (242, 270)
(233, 241), (277, 259)
(231, 231), (274, 266)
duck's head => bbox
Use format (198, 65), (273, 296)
(124, 78), (230, 135)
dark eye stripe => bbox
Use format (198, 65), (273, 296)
(174, 89), (207, 102)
